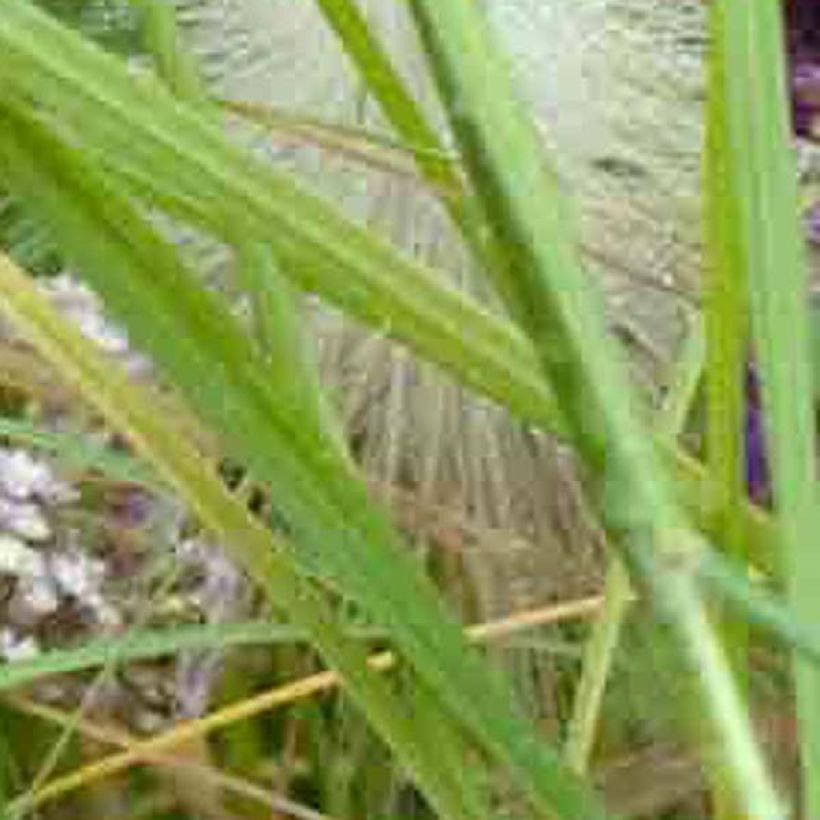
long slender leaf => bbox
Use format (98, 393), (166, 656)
(564, 560), (632, 773)
(710, 0), (820, 815)
(138, 0), (347, 463)
(0, 252), (510, 820)
(129, 0), (205, 101)
(0, 102), (603, 818)
(0, 416), (161, 490)
(311, 0), (514, 284)
(0, 1), (786, 583)
(656, 318), (706, 441)
(704, 27), (751, 580)
(565, 318), (706, 773)
(698, 552), (820, 669)
(0, 0), (554, 435)
(703, 20), (756, 817)
(403, 1), (783, 817)
(0, 622), (379, 693)
(2, 596), (607, 812)
(235, 242), (349, 460)
(312, 0), (456, 191)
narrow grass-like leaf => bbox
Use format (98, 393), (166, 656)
(704, 53), (750, 578)
(11, 596), (607, 812)
(137, 1), (346, 465)
(0, 4), (780, 812)
(0, 1), (788, 580)
(129, 0), (204, 102)
(564, 560), (632, 773)
(404, 1), (783, 816)
(0, 0), (796, 596)
(565, 320), (706, 773)
(669, 447), (777, 575)
(0, 253), (513, 820)
(235, 242), (348, 460)
(0, 416), (161, 490)
(0, 622), (375, 693)
(0, 103), (603, 819)
(703, 23), (756, 817)
(312, 0), (456, 191)
(312, 0), (524, 290)
(0, 0), (563, 435)
(697, 552), (820, 668)
(710, 0), (820, 814)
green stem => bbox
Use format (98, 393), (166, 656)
(564, 560), (632, 773)
(404, 1), (783, 815)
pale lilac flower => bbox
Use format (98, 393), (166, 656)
(0, 449), (75, 503)
(0, 534), (45, 577)
(109, 486), (155, 529)
(50, 551), (107, 600)
(175, 538), (247, 717)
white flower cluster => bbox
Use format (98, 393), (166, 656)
(0, 448), (120, 661)
(173, 537), (247, 718)
(0, 275), (154, 662)
(0, 273), (247, 722)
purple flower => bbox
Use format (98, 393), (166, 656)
(786, 0), (820, 139)
(744, 363), (771, 505)
(804, 200), (820, 245)
(742, 1), (820, 504)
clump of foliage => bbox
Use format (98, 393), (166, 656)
(0, 2), (817, 820)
